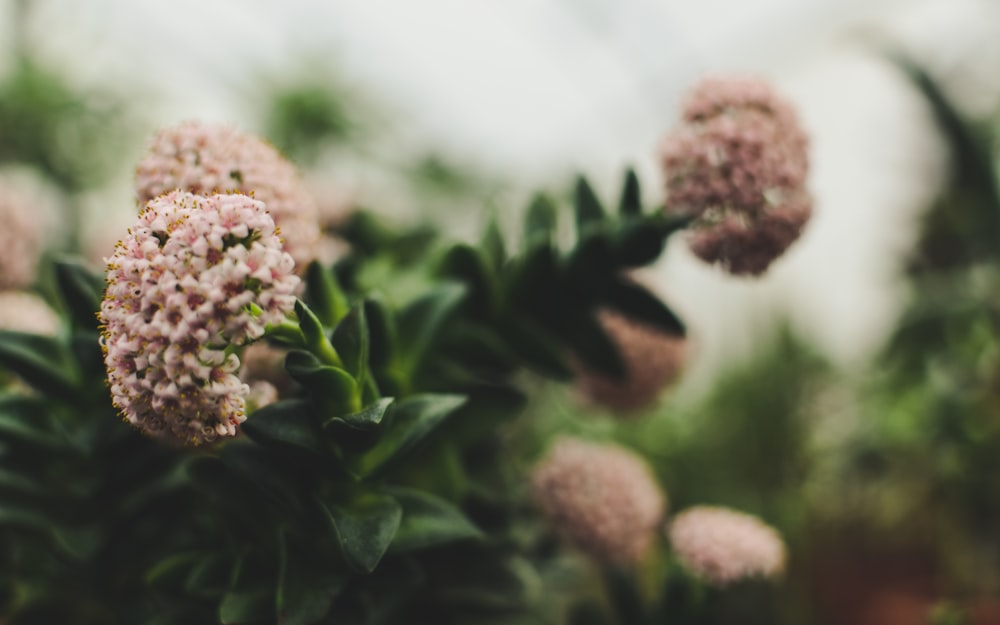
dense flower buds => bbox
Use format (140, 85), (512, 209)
(531, 437), (666, 565)
(135, 122), (321, 270)
(0, 291), (60, 335)
(99, 191), (299, 445)
(668, 505), (786, 586)
(575, 310), (686, 414)
(660, 76), (811, 275)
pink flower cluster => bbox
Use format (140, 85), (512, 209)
(135, 122), (321, 270)
(575, 310), (686, 414)
(660, 76), (812, 275)
(99, 191), (299, 445)
(668, 505), (786, 586)
(0, 171), (50, 290)
(531, 437), (666, 565)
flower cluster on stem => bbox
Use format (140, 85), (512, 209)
(99, 191), (299, 445)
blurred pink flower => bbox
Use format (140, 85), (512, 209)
(532, 437), (666, 565)
(668, 505), (786, 586)
(660, 76), (811, 275)
(0, 291), (60, 335)
(100, 191), (299, 445)
(135, 122), (321, 270)
(575, 309), (686, 414)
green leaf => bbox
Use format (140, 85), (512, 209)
(612, 218), (668, 267)
(54, 257), (103, 330)
(498, 317), (573, 380)
(276, 530), (344, 625)
(601, 279), (685, 336)
(0, 395), (60, 448)
(320, 493), (402, 573)
(241, 398), (323, 454)
(0, 331), (81, 399)
(387, 487), (483, 553)
(563, 311), (626, 379)
(294, 299), (342, 367)
(619, 168), (642, 217)
(331, 302), (370, 386)
(220, 587), (273, 625)
(481, 216), (507, 271)
(363, 295), (396, 370)
(145, 551), (203, 587)
(304, 261), (349, 327)
(574, 176), (605, 232)
(438, 244), (495, 315)
(325, 397), (394, 431)
(285, 350), (359, 415)
(396, 283), (467, 373)
(358, 394), (467, 478)
(523, 193), (557, 244)
(567, 230), (615, 282)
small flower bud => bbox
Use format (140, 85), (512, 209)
(532, 437), (666, 565)
(668, 505), (787, 586)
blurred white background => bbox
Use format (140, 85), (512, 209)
(6, 0), (1000, 389)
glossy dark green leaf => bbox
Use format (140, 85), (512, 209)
(54, 257), (103, 330)
(320, 493), (402, 573)
(574, 176), (605, 232)
(294, 300), (341, 366)
(612, 218), (668, 267)
(241, 398), (323, 454)
(285, 350), (359, 415)
(331, 302), (369, 386)
(619, 168), (642, 217)
(523, 193), (557, 244)
(358, 394), (467, 478)
(567, 230), (615, 282)
(325, 397), (394, 431)
(0, 330), (80, 399)
(387, 487), (483, 552)
(601, 279), (685, 336)
(396, 282), (467, 372)
(219, 587), (273, 625)
(305, 261), (349, 327)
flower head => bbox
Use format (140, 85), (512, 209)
(0, 291), (60, 335)
(668, 505), (786, 586)
(531, 437), (666, 565)
(660, 76), (811, 275)
(575, 309), (686, 414)
(135, 122), (321, 270)
(99, 191), (299, 445)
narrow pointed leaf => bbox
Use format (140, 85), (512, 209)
(285, 350), (359, 415)
(0, 331), (80, 399)
(325, 397), (394, 431)
(619, 168), (642, 217)
(481, 216), (507, 270)
(601, 279), (685, 336)
(523, 194), (557, 244)
(396, 283), (467, 372)
(331, 302), (370, 386)
(305, 261), (349, 327)
(438, 244), (495, 315)
(574, 176), (605, 231)
(363, 295), (395, 370)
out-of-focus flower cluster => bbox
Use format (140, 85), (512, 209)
(668, 505), (786, 586)
(660, 76), (812, 275)
(99, 191), (299, 445)
(135, 122), (321, 270)
(575, 309), (686, 414)
(0, 291), (59, 335)
(531, 437), (666, 565)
